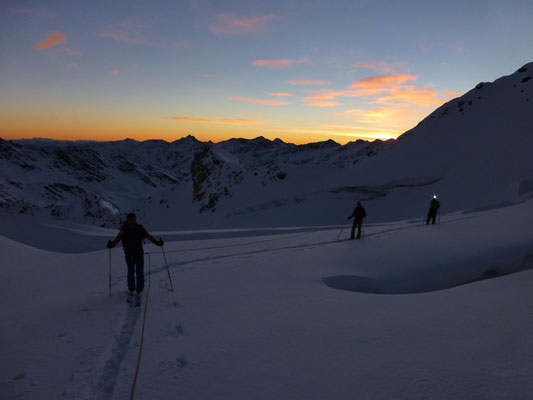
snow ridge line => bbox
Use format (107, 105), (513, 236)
(84, 305), (141, 400)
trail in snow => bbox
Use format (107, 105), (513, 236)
(84, 303), (140, 400)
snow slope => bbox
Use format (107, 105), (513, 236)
(2, 197), (533, 399)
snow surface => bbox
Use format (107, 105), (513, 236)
(2, 197), (533, 399)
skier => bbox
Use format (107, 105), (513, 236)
(107, 213), (163, 304)
(347, 201), (366, 239)
(426, 195), (440, 225)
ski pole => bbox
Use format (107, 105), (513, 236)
(161, 244), (174, 292)
(108, 248), (112, 297)
(336, 221), (346, 240)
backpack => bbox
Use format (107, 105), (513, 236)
(121, 223), (146, 254)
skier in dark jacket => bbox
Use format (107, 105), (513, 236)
(107, 213), (163, 300)
(347, 201), (367, 239)
(426, 196), (440, 225)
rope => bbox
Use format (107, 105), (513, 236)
(108, 249), (111, 297)
(130, 253), (152, 400)
(336, 222), (345, 240)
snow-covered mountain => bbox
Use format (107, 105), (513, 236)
(0, 132), (391, 228)
(1, 62), (532, 229)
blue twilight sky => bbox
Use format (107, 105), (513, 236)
(1, 0), (532, 143)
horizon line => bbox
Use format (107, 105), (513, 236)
(2, 134), (399, 146)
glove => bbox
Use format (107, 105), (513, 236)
(157, 238), (164, 247)
(107, 240), (113, 249)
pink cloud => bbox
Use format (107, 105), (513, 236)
(302, 89), (338, 101)
(373, 87), (444, 106)
(33, 31), (67, 49)
(353, 61), (408, 74)
(211, 13), (276, 35)
(163, 117), (262, 125)
(108, 69), (120, 75)
(228, 97), (291, 106)
(200, 74), (215, 78)
(298, 74), (448, 107)
(47, 47), (81, 57)
(285, 80), (329, 86)
(268, 93), (293, 97)
(305, 101), (344, 107)
(70, 62), (78, 67)
(350, 75), (417, 89)
(252, 58), (306, 68)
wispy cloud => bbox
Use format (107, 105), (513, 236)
(305, 101), (344, 107)
(268, 92), (293, 97)
(108, 69), (120, 75)
(353, 61), (408, 74)
(302, 89), (338, 101)
(373, 87), (444, 106)
(163, 116), (262, 125)
(350, 75), (417, 89)
(301, 89), (343, 107)
(70, 62), (78, 67)
(228, 97), (291, 106)
(199, 74), (215, 78)
(298, 74), (447, 107)
(252, 58), (307, 68)
(285, 80), (329, 86)
(100, 19), (188, 49)
(33, 31), (67, 49)
(211, 13), (276, 35)
(48, 47), (81, 57)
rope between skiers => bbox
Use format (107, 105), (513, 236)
(130, 253), (151, 400)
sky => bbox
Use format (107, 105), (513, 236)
(0, 0), (532, 144)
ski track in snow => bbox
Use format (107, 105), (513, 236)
(83, 303), (141, 400)
(144, 213), (472, 276)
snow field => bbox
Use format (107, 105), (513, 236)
(1, 198), (533, 399)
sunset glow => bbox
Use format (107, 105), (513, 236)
(1, 1), (532, 144)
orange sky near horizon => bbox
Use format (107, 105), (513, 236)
(0, 122), (409, 145)
(0, 105), (415, 144)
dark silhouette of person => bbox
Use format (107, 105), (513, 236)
(107, 213), (163, 296)
(426, 196), (441, 225)
(347, 201), (367, 239)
